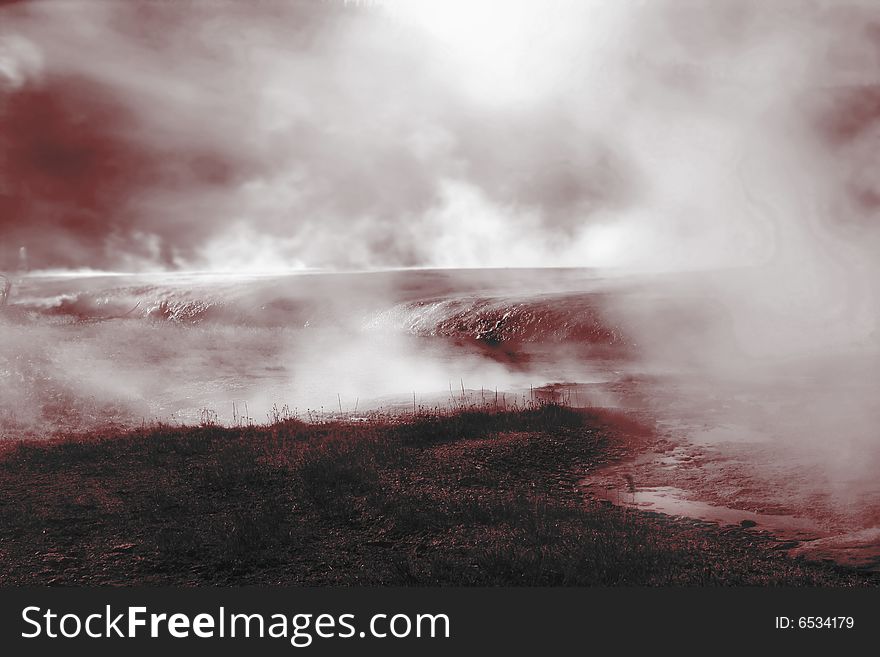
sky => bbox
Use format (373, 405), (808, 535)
(0, 0), (878, 272)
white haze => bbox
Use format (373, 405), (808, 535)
(0, 0), (871, 274)
(0, 1), (878, 487)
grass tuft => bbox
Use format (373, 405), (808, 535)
(0, 404), (873, 586)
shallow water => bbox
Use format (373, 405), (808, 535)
(581, 375), (880, 569)
(2, 268), (878, 568)
(0, 268), (630, 434)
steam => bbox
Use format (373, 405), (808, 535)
(0, 1), (875, 275)
(1, 1), (878, 474)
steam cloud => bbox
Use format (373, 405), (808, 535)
(1, 0), (877, 373)
(0, 0), (872, 275)
(1, 0), (878, 552)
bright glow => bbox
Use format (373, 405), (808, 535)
(387, 0), (588, 105)
(192, 223), (308, 274)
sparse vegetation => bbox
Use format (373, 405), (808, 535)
(0, 405), (874, 586)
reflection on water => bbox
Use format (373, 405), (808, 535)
(2, 268), (878, 569)
(582, 373), (880, 569)
(0, 268), (630, 435)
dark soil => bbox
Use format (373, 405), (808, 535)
(0, 405), (874, 586)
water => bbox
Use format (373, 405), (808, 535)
(582, 376), (880, 568)
(0, 268), (631, 434)
(2, 267), (878, 567)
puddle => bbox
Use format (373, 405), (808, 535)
(582, 448), (880, 570)
(586, 481), (819, 537)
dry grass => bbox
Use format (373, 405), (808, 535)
(0, 405), (874, 586)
